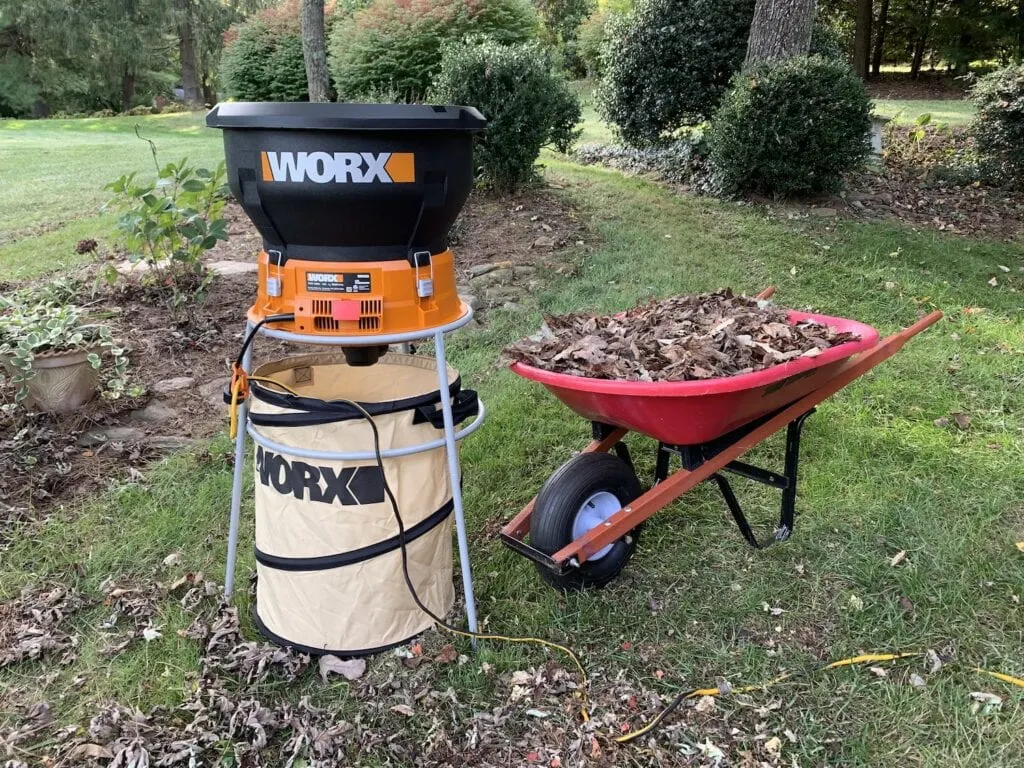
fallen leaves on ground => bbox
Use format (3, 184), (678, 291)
(505, 290), (858, 382)
(0, 585), (85, 668)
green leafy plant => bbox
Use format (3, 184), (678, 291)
(0, 299), (134, 404)
(329, 0), (539, 102)
(105, 158), (229, 310)
(969, 63), (1024, 186)
(433, 39), (581, 190)
(596, 0), (755, 146)
(707, 55), (872, 197)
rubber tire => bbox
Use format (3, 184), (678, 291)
(529, 452), (643, 591)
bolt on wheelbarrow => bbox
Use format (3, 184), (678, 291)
(499, 289), (943, 590)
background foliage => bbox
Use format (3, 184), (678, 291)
(328, 0), (539, 102)
(969, 63), (1024, 185)
(707, 55), (873, 196)
(433, 38), (581, 189)
(596, 0), (756, 146)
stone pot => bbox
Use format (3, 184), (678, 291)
(21, 347), (99, 413)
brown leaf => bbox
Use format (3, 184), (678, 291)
(434, 644), (458, 664)
(390, 704), (416, 717)
(951, 412), (971, 429)
(68, 743), (115, 760)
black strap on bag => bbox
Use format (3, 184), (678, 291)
(247, 377), (478, 429)
(254, 499), (453, 572)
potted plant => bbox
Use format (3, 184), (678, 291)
(0, 299), (128, 413)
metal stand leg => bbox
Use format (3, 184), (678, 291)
(224, 323), (253, 601)
(434, 330), (479, 639)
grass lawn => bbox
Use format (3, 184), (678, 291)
(0, 111), (218, 279)
(2, 111), (1023, 766)
(872, 98), (975, 126)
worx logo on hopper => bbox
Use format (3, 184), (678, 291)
(260, 150), (415, 184)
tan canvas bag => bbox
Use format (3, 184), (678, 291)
(247, 352), (477, 655)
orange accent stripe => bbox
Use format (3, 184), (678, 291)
(260, 151), (272, 182)
(384, 152), (415, 183)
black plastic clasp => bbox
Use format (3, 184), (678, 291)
(413, 389), (479, 429)
(408, 250), (432, 268)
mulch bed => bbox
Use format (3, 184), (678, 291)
(505, 289), (859, 382)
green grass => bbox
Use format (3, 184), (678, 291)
(873, 98), (976, 126)
(2, 111), (1024, 767)
(0, 111), (219, 278)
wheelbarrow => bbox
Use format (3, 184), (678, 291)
(499, 289), (943, 589)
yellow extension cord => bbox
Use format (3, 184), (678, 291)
(229, 374), (1024, 744)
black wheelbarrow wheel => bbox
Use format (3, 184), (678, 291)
(530, 452), (643, 590)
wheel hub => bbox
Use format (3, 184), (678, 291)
(571, 491), (622, 561)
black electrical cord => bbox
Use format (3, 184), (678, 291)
(235, 313), (295, 369)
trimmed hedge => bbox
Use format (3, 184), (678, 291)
(221, 0), (347, 102)
(432, 39), (581, 190)
(597, 0), (755, 146)
(707, 56), (872, 196)
(221, 20), (309, 102)
(970, 64), (1024, 185)
(330, 0), (539, 102)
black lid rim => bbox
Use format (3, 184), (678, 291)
(206, 102), (486, 132)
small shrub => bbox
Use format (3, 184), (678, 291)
(707, 56), (872, 196)
(597, 0), (755, 146)
(126, 105), (154, 116)
(105, 160), (229, 310)
(433, 40), (581, 190)
(221, 1), (334, 102)
(969, 64), (1024, 185)
(330, 0), (539, 102)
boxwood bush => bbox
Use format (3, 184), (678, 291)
(221, 5), (308, 102)
(970, 64), (1024, 185)
(597, 0), (755, 146)
(329, 0), (539, 102)
(707, 56), (872, 196)
(433, 39), (581, 190)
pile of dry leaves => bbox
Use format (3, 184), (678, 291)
(505, 290), (859, 382)
(0, 585), (86, 669)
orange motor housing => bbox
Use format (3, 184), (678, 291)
(249, 249), (465, 337)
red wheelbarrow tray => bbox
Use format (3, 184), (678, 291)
(510, 310), (880, 446)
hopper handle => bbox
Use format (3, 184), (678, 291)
(414, 389), (479, 428)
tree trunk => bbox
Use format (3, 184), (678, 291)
(910, 0), (938, 79)
(744, 0), (818, 67)
(1018, 0), (1023, 62)
(175, 0), (203, 107)
(871, 0), (889, 76)
(853, 0), (873, 78)
(300, 0), (330, 102)
(121, 69), (136, 112)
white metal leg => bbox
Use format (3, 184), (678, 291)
(224, 324), (253, 600)
(434, 330), (479, 638)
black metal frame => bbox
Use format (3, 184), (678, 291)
(651, 407), (816, 549)
(500, 407), (816, 571)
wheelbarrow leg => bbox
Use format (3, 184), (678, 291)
(778, 410), (815, 541)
